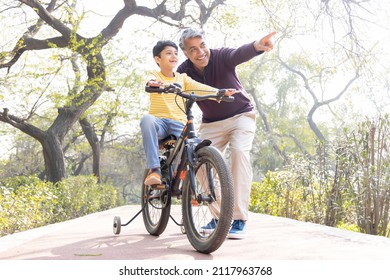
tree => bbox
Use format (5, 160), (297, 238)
(252, 0), (382, 142)
(0, 0), (226, 182)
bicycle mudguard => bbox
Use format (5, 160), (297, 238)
(185, 138), (209, 167)
(194, 139), (211, 152)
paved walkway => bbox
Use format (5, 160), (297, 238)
(1, 205), (390, 260)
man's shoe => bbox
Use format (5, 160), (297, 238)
(144, 172), (161, 185)
(227, 220), (247, 239)
(200, 218), (218, 234)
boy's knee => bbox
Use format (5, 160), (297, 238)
(140, 114), (155, 127)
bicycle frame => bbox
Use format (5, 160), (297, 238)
(114, 83), (236, 253)
(149, 83), (235, 196)
(160, 97), (209, 197)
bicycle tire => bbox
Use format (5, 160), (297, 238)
(182, 146), (234, 253)
(141, 169), (171, 236)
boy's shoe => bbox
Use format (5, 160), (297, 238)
(227, 220), (247, 239)
(200, 218), (218, 234)
(144, 172), (162, 185)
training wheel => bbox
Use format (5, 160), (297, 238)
(180, 217), (186, 234)
(113, 216), (121, 235)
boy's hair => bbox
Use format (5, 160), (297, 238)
(152, 40), (178, 57)
(178, 28), (205, 50)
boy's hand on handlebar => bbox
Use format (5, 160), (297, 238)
(147, 79), (163, 87)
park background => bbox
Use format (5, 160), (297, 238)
(1, 0), (390, 239)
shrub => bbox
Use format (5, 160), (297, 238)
(0, 175), (120, 237)
(0, 177), (55, 235)
(250, 171), (305, 220)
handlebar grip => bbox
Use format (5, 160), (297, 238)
(145, 86), (164, 93)
(220, 96), (235, 102)
(145, 84), (181, 93)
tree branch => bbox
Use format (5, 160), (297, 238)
(0, 108), (46, 141)
(278, 56), (318, 103)
(99, 0), (226, 45)
(19, 0), (72, 38)
(0, 0), (58, 72)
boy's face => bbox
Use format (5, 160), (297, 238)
(154, 46), (178, 69)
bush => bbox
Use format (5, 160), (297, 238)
(0, 175), (121, 237)
(250, 171), (305, 220)
(0, 176), (54, 235)
(53, 176), (120, 221)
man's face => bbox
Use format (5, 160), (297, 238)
(182, 36), (210, 72)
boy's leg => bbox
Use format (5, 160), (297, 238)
(165, 118), (185, 139)
(140, 114), (163, 169)
(140, 116), (184, 185)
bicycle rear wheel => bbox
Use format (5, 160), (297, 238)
(182, 146), (233, 253)
(141, 169), (171, 236)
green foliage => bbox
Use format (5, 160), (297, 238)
(0, 175), (121, 237)
(341, 116), (390, 236)
(250, 170), (326, 221)
(217, 6), (240, 30)
(336, 222), (360, 233)
(53, 175), (120, 221)
(0, 176), (54, 235)
(250, 115), (390, 237)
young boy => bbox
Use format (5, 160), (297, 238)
(141, 40), (235, 185)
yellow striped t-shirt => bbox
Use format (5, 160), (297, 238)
(147, 71), (218, 124)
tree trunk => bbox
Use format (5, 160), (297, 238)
(325, 146), (343, 227)
(41, 132), (66, 182)
(79, 118), (101, 183)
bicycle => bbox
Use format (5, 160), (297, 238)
(113, 83), (235, 254)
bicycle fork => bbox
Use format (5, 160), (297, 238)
(185, 141), (216, 204)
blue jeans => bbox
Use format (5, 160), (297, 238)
(140, 114), (184, 169)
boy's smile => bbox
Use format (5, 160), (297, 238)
(154, 46), (179, 77)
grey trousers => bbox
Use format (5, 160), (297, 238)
(199, 111), (256, 221)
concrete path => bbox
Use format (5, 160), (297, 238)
(1, 205), (390, 260)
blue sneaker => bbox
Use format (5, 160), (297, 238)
(227, 220), (247, 239)
(200, 218), (218, 234)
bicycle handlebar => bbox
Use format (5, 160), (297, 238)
(145, 83), (236, 103)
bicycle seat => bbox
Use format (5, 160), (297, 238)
(158, 135), (176, 149)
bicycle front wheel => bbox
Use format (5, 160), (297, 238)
(141, 169), (171, 236)
(182, 146), (233, 254)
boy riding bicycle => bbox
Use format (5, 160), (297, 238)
(141, 40), (235, 185)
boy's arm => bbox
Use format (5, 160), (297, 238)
(146, 72), (159, 83)
(145, 72), (164, 88)
(182, 73), (217, 95)
(182, 73), (236, 100)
